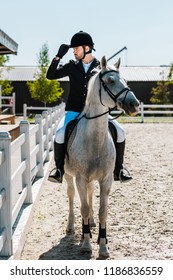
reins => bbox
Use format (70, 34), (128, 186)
(83, 108), (123, 120)
(66, 69), (127, 144)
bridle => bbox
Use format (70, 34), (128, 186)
(84, 69), (130, 120)
(66, 69), (132, 144)
(99, 69), (130, 108)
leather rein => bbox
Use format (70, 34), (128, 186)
(67, 69), (130, 142)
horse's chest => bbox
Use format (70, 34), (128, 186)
(68, 139), (115, 174)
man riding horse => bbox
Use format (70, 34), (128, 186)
(46, 31), (132, 183)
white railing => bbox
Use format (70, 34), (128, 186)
(0, 103), (65, 257)
(112, 102), (173, 122)
(23, 103), (53, 120)
(140, 103), (173, 122)
(0, 85), (15, 115)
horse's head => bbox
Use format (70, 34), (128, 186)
(99, 56), (140, 116)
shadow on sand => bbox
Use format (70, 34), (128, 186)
(38, 231), (108, 260)
(38, 233), (93, 260)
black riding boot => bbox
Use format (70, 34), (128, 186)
(114, 141), (132, 183)
(48, 142), (66, 183)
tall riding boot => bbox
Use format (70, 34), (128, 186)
(48, 142), (66, 183)
(114, 141), (132, 183)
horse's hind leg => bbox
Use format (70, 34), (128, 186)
(98, 176), (112, 258)
(64, 173), (75, 233)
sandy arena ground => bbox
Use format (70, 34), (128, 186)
(20, 123), (173, 260)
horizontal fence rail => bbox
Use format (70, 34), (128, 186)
(0, 103), (65, 257)
(23, 104), (53, 120)
(111, 102), (173, 122)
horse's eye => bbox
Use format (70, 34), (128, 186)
(107, 77), (115, 85)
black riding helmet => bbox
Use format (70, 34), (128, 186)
(70, 31), (95, 58)
(70, 31), (95, 49)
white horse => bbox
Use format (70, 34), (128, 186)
(64, 56), (139, 258)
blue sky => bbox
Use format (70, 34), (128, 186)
(1, 0), (173, 66)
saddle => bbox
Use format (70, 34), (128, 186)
(108, 122), (117, 143)
(64, 119), (78, 156)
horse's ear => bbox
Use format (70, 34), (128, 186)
(101, 56), (107, 69)
(114, 58), (121, 70)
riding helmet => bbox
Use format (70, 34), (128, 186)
(70, 31), (95, 50)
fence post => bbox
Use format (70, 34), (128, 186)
(140, 102), (144, 123)
(52, 107), (57, 137)
(0, 85), (2, 113)
(12, 92), (16, 115)
(19, 120), (33, 204)
(35, 114), (44, 177)
(0, 132), (13, 257)
(42, 111), (50, 162)
(49, 108), (54, 151)
(23, 104), (27, 120)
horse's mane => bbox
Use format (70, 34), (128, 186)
(84, 70), (100, 110)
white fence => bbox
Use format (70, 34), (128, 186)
(112, 102), (173, 122)
(0, 85), (15, 115)
(0, 103), (65, 258)
(140, 103), (173, 122)
(23, 103), (52, 120)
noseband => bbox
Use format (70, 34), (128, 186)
(99, 70), (130, 107)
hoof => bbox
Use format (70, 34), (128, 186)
(89, 221), (96, 227)
(66, 228), (75, 235)
(80, 233), (92, 253)
(89, 217), (96, 227)
(99, 249), (109, 259)
(99, 238), (109, 258)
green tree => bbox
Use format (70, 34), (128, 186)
(167, 63), (173, 97)
(150, 68), (173, 104)
(0, 55), (13, 95)
(27, 43), (63, 106)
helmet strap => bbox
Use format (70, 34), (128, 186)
(82, 46), (92, 59)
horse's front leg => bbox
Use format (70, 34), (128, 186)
(64, 173), (75, 233)
(88, 182), (96, 227)
(98, 175), (112, 258)
(75, 176), (92, 253)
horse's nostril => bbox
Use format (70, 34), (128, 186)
(129, 101), (134, 107)
(117, 101), (123, 108)
(129, 100), (139, 108)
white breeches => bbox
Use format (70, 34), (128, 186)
(54, 111), (125, 144)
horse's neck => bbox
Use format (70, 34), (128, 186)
(83, 89), (109, 145)
(85, 78), (108, 118)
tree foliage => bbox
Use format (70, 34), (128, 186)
(150, 81), (170, 104)
(150, 66), (173, 104)
(27, 43), (63, 106)
(0, 55), (13, 95)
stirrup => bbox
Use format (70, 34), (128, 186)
(48, 168), (63, 183)
(119, 168), (132, 183)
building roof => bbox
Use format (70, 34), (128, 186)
(120, 66), (171, 81)
(0, 29), (18, 55)
(0, 65), (171, 82)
